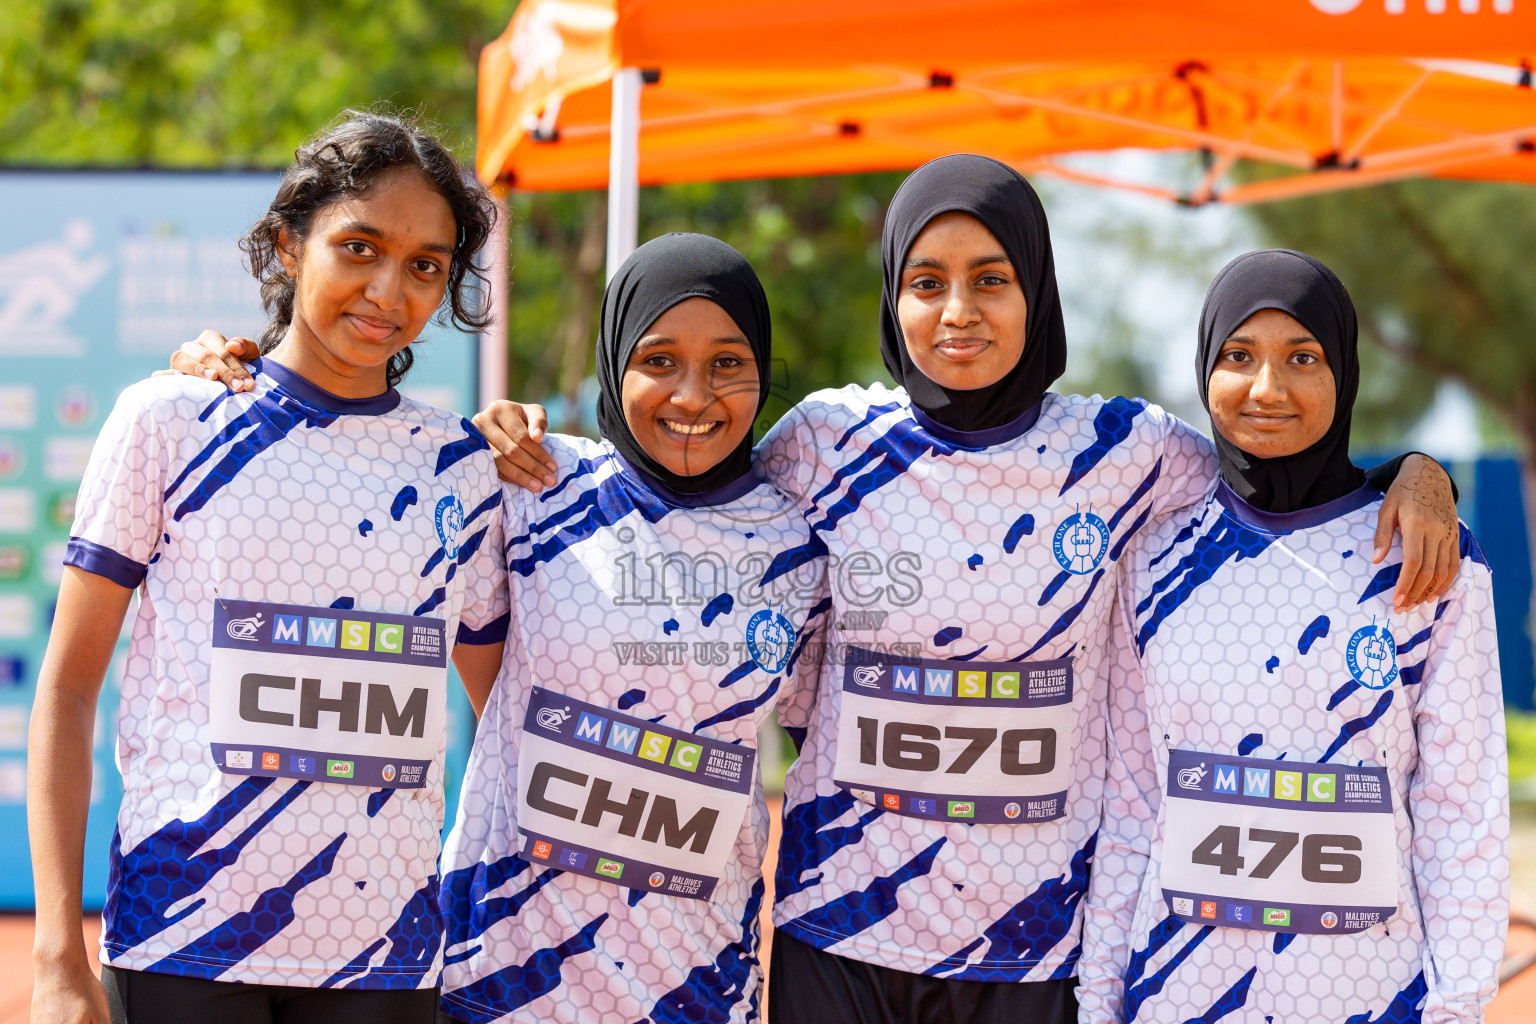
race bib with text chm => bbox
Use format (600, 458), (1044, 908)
(831, 647), (1074, 824)
(209, 599), (448, 789)
(1160, 749), (1399, 934)
(516, 687), (755, 902)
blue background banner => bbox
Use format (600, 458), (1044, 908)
(0, 171), (481, 909)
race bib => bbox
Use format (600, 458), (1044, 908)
(209, 599), (448, 789)
(831, 647), (1074, 824)
(516, 687), (755, 902)
(1160, 749), (1399, 934)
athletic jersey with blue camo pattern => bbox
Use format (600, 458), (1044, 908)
(438, 435), (828, 1024)
(1077, 482), (1508, 1024)
(757, 383), (1215, 980)
(65, 360), (508, 988)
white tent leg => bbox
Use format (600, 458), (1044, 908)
(479, 191), (510, 406)
(607, 67), (642, 283)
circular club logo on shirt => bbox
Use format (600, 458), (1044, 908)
(746, 609), (796, 674)
(1052, 508), (1109, 575)
(1345, 621), (1398, 690)
(435, 494), (465, 559)
(381, 764), (397, 783)
(648, 871), (666, 888)
(1004, 802), (1022, 820)
(1321, 911), (1339, 929)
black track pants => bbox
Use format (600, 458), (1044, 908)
(101, 964), (439, 1024)
(768, 930), (1079, 1024)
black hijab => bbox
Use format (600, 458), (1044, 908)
(879, 154), (1068, 432)
(595, 232), (773, 496)
(1197, 249), (1365, 514)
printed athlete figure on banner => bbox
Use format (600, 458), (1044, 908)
(170, 158), (1463, 1024)
(28, 112), (509, 1024)
(1076, 250), (1508, 1023)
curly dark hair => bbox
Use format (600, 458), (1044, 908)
(241, 109), (498, 388)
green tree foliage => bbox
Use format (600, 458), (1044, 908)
(0, 0), (505, 165)
(0, 1), (902, 437)
(1242, 181), (1536, 453)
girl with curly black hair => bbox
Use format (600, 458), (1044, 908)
(30, 110), (509, 1024)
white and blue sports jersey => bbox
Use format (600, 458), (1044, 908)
(1077, 482), (1508, 1024)
(757, 383), (1215, 980)
(438, 434), (829, 1024)
(65, 360), (508, 989)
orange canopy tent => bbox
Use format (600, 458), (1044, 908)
(479, 0), (1536, 204)
(471, 0), (1536, 398)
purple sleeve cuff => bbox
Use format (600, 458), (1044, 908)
(456, 611), (510, 646)
(64, 537), (148, 588)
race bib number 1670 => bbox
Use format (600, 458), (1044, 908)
(832, 647), (1075, 824)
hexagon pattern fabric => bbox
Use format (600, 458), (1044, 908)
(65, 365), (508, 988)
(757, 384), (1215, 981)
(438, 434), (829, 1024)
(1077, 483), (1510, 1023)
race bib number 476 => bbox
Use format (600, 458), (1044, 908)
(831, 647), (1075, 824)
(516, 687), (755, 902)
(1160, 749), (1399, 934)
(209, 599), (448, 789)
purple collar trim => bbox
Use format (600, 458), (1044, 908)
(1215, 479), (1381, 534)
(613, 453), (763, 508)
(256, 357), (401, 416)
(910, 398), (1043, 449)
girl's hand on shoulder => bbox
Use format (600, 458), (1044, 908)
(1375, 453), (1460, 612)
(152, 331), (260, 392)
(475, 401), (556, 491)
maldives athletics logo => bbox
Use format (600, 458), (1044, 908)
(1345, 619), (1398, 690)
(1052, 505), (1109, 575)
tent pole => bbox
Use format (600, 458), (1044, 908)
(479, 190), (510, 406)
(607, 67), (642, 283)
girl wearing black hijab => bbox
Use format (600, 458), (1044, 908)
(1195, 248), (1366, 512)
(593, 231), (773, 497)
(1078, 249), (1507, 1024)
(432, 233), (831, 1024)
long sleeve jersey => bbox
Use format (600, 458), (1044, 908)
(66, 360), (508, 988)
(1078, 481), (1509, 1024)
(757, 383), (1215, 980)
(438, 435), (829, 1024)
